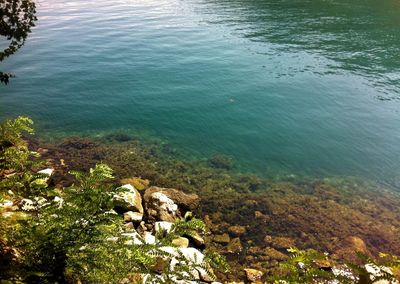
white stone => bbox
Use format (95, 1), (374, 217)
(124, 211), (143, 223)
(37, 168), (54, 182)
(152, 192), (178, 213)
(144, 232), (156, 244)
(113, 184), (143, 213)
(38, 168), (54, 176)
(155, 221), (174, 233)
(121, 231), (143, 245)
(34, 197), (49, 208)
(121, 184), (134, 191)
(179, 247), (205, 265)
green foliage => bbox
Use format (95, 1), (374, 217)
(0, 0), (37, 84)
(0, 116), (45, 196)
(204, 250), (230, 273)
(268, 247), (344, 284)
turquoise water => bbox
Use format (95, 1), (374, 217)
(1, 0), (400, 180)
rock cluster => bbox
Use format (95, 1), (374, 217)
(112, 184), (222, 284)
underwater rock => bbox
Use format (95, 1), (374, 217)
(349, 236), (368, 253)
(59, 137), (96, 149)
(244, 268), (263, 283)
(254, 211), (269, 222)
(208, 154), (234, 170)
(265, 236), (295, 250)
(263, 247), (288, 261)
(228, 225), (247, 237)
(113, 184), (144, 213)
(227, 237), (243, 253)
(213, 233), (230, 245)
(334, 236), (370, 262)
(120, 177), (150, 190)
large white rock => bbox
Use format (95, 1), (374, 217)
(113, 184), (144, 213)
(145, 192), (178, 222)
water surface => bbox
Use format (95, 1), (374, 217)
(1, 0), (400, 181)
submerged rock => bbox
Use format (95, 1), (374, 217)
(264, 247), (288, 261)
(244, 268), (263, 283)
(228, 225), (247, 237)
(264, 236), (295, 250)
(227, 237), (243, 253)
(213, 233), (230, 245)
(120, 177), (150, 190)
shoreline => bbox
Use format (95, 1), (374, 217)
(28, 133), (400, 281)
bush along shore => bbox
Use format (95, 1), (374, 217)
(1, 117), (400, 283)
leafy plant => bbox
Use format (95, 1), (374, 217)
(0, 116), (45, 197)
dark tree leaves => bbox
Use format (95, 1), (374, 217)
(0, 0), (37, 84)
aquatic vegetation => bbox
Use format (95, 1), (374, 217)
(30, 131), (400, 281)
(208, 154), (234, 170)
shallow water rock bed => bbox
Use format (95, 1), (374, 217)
(31, 136), (400, 282)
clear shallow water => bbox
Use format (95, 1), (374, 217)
(1, 0), (400, 180)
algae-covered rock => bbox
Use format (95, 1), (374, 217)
(227, 237), (243, 253)
(120, 177), (150, 190)
(213, 233), (230, 245)
(265, 236), (295, 250)
(228, 225), (247, 237)
(264, 247), (288, 261)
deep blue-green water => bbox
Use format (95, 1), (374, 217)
(2, 0), (400, 180)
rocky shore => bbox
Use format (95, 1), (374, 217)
(14, 135), (400, 282)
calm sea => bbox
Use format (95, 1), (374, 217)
(1, 0), (400, 181)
